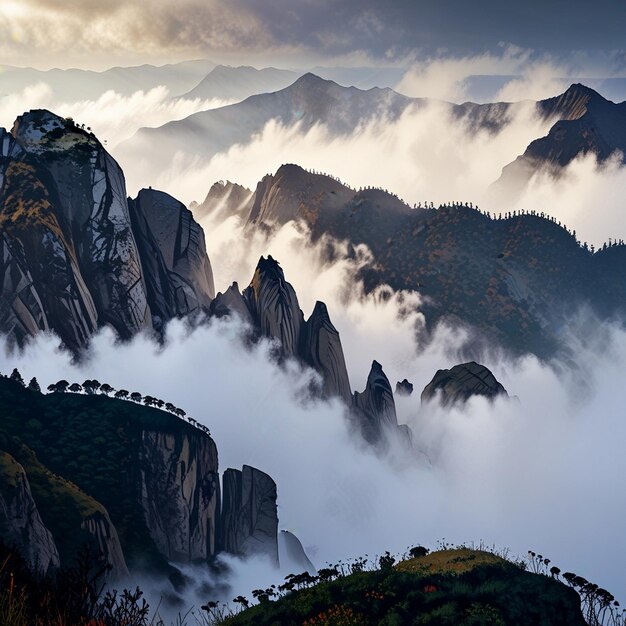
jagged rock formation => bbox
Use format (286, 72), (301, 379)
(212, 256), (407, 445)
(211, 256), (351, 403)
(130, 188), (215, 327)
(395, 379), (414, 396)
(0, 110), (215, 350)
(220, 465), (278, 564)
(301, 301), (352, 404)
(421, 362), (508, 407)
(0, 451), (60, 575)
(243, 256), (305, 357)
(353, 361), (408, 444)
(139, 430), (220, 563)
(278, 530), (316, 575)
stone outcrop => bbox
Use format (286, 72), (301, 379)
(139, 430), (220, 563)
(0, 110), (215, 350)
(395, 379), (414, 396)
(220, 465), (278, 564)
(301, 301), (352, 404)
(0, 451), (60, 575)
(353, 360), (404, 444)
(243, 255), (304, 357)
(130, 188), (215, 327)
(421, 361), (508, 406)
(278, 530), (315, 575)
(212, 256), (351, 403)
(81, 510), (129, 580)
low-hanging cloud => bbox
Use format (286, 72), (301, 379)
(0, 83), (232, 147)
(120, 85), (626, 249)
(3, 298), (626, 606)
(135, 100), (550, 213)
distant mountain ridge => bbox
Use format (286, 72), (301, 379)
(495, 83), (626, 194)
(181, 64), (301, 102)
(122, 76), (626, 198)
(0, 59), (216, 101)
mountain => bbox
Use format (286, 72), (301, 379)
(0, 373), (279, 584)
(0, 109), (214, 351)
(118, 73), (417, 175)
(203, 163), (626, 358)
(495, 84), (626, 194)
(0, 59), (216, 101)
(421, 362), (508, 406)
(181, 65), (301, 102)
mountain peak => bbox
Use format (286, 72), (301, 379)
(12, 109), (98, 154)
(291, 72), (334, 89)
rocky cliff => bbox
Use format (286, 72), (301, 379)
(139, 429), (220, 563)
(81, 511), (130, 579)
(0, 110), (215, 350)
(220, 465), (279, 564)
(0, 376), (281, 581)
(0, 451), (60, 575)
(421, 362), (508, 407)
(353, 361), (409, 445)
(211, 256), (351, 403)
(211, 256), (409, 446)
(130, 188), (215, 327)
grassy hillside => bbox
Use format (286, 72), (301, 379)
(216, 548), (587, 626)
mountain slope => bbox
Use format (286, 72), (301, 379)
(205, 163), (626, 357)
(181, 65), (300, 102)
(119, 73), (416, 174)
(224, 548), (586, 626)
(496, 84), (626, 193)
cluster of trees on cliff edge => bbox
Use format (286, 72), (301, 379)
(3, 368), (210, 437)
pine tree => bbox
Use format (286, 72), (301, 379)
(10, 368), (24, 386)
(27, 377), (41, 393)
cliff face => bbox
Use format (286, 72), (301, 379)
(81, 511), (129, 579)
(130, 189), (215, 327)
(0, 451), (60, 575)
(243, 255), (305, 358)
(139, 430), (220, 563)
(220, 465), (279, 564)
(0, 110), (215, 350)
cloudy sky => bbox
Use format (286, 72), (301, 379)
(2, 0), (626, 70)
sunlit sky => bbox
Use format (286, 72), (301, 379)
(1, 0), (625, 71)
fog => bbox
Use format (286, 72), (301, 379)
(2, 55), (626, 611)
(0, 83), (232, 147)
(3, 248), (626, 605)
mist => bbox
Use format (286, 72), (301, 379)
(0, 83), (232, 147)
(115, 92), (626, 249)
(3, 257), (626, 605)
